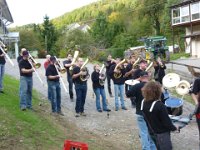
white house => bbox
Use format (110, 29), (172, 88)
(171, 0), (200, 58)
(67, 23), (80, 31)
(77, 24), (91, 32)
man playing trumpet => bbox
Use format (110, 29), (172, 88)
(72, 58), (88, 117)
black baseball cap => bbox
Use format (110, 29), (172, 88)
(139, 71), (149, 77)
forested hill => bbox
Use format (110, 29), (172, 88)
(10, 0), (184, 59)
(52, 0), (136, 29)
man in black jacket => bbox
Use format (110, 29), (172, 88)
(126, 71), (156, 150)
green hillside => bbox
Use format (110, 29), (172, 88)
(10, 0), (185, 59)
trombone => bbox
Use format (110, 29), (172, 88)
(27, 53), (44, 86)
(69, 51), (79, 74)
(54, 56), (66, 74)
(54, 56), (68, 93)
(0, 41), (14, 66)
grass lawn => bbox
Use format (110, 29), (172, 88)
(0, 75), (118, 150)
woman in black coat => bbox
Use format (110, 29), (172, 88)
(154, 57), (166, 84)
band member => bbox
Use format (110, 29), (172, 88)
(105, 55), (115, 97)
(91, 64), (111, 112)
(132, 59), (148, 80)
(17, 48), (27, 64)
(72, 58), (88, 117)
(191, 78), (200, 142)
(46, 56), (64, 115)
(126, 71), (156, 150)
(19, 51), (34, 110)
(63, 53), (74, 100)
(44, 54), (51, 70)
(141, 81), (178, 150)
(109, 58), (127, 111)
(154, 56), (166, 84)
(0, 46), (6, 93)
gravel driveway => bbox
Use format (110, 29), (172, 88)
(5, 58), (199, 150)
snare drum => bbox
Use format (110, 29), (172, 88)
(165, 97), (183, 116)
(125, 79), (140, 86)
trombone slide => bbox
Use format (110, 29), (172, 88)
(0, 46), (14, 66)
(55, 65), (68, 93)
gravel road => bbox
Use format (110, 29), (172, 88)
(5, 58), (199, 150)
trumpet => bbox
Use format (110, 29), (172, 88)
(55, 56), (66, 74)
(69, 51), (79, 74)
(113, 59), (127, 79)
(0, 41), (14, 66)
(28, 54), (41, 69)
(99, 64), (106, 86)
(80, 58), (90, 81)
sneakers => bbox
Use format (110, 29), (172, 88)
(75, 112), (87, 117)
(80, 112), (87, 116)
(75, 113), (80, 117)
(115, 108), (119, 111)
(57, 111), (64, 116)
(103, 108), (111, 112)
(97, 109), (103, 112)
(122, 107), (128, 110)
(109, 94), (114, 98)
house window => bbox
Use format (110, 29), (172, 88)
(181, 5), (190, 22)
(191, 2), (200, 21)
(172, 8), (180, 24)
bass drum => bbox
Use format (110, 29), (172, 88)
(165, 97), (183, 116)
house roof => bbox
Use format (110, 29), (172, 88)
(77, 24), (90, 30)
(170, 0), (200, 8)
(0, 0), (13, 23)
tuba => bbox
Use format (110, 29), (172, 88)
(132, 57), (141, 69)
(80, 58), (90, 81)
(113, 59), (127, 79)
(54, 56), (66, 74)
(99, 64), (106, 86)
(69, 51), (79, 75)
(145, 61), (154, 72)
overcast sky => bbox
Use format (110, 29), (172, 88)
(6, 0), (99, 27)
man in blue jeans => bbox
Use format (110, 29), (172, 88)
(0, 46), (6, 93)
(109, 58), (127, 111)
(126, 71), (156, 150)
(19, 51), (34, 110)
(72, 58), (88, 117)
(46, 56), (64, 116)
(91, 64), (111, 112)
(63, 53), (74, 101)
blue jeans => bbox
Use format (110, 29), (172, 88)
(0, 64), (5, 91)
(75, 84), (87, 113)
(67, 74), (73, 98)
(136, 115), (156, 150)
(20, 76), (33, 109)
(94, 88), (108, 110)
(114, 84), (125, 109)
(48, 81), (61, 112)
(47, 79), (52, 101)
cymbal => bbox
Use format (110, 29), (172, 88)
(163, 73), (180, 88)
(176, 80), (191, 95)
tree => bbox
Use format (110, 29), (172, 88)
(138, 0), (167, 35)
(41, 15), (58, 55)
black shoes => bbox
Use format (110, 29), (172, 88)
(103, 109), (111, 112)
(98, 109), (103, 112)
